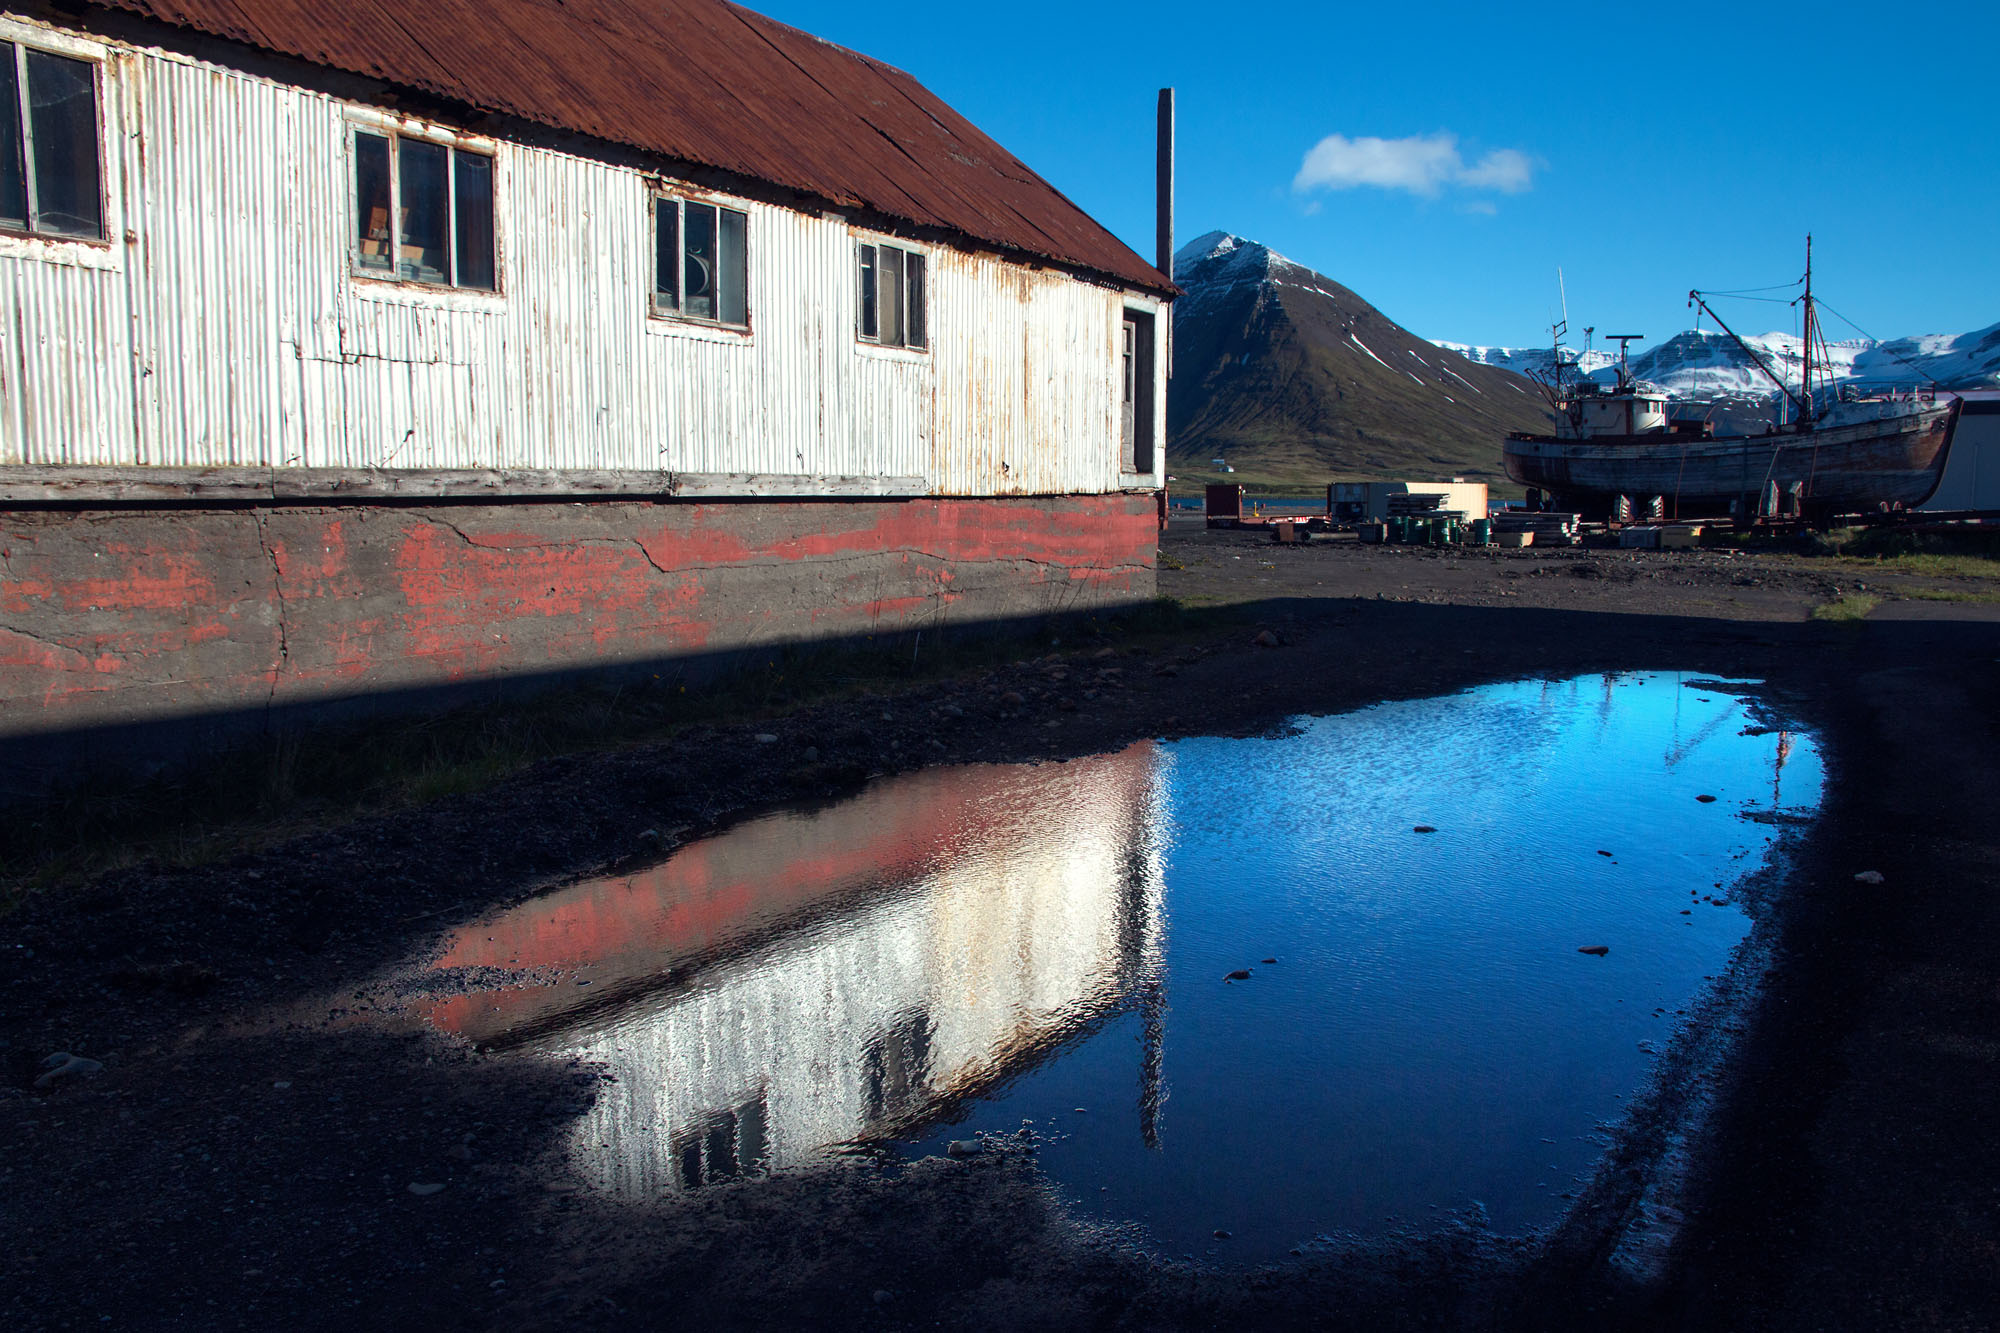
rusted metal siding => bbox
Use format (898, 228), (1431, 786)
(0, 247), (134, 465)
(85, 0), (1175, 298)
(932, 251), (1164, 496)
(0, 17), (1166, 494)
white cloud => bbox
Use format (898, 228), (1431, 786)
(1292, 133), (1537, 199)
(1457, 148), (1534, 193)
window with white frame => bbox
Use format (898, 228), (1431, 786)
(653, 196), (748, 328)
(0, 40), (103, 240)
(856, 240), (926, 350)
(351, 126), (495, 291)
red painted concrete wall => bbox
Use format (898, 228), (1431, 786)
(0, 494), (1156, 750)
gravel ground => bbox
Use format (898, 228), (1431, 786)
(5, 524), (1998, 1330)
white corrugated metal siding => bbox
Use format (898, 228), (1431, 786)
(0, 15), (1165, 494)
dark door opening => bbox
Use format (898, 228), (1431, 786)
(1122, 309), (1156, 475)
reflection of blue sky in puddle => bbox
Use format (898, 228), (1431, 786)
(902, 672), (1820, 1259)
(419, 673), (1819, 1262)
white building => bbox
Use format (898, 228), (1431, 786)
(0, 0), (1174, 775)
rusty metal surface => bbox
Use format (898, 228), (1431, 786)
(84, 0), (1174, 297)
(0, 18), (1168, 490)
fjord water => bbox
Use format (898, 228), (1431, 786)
(418, 673), (1820, 1261)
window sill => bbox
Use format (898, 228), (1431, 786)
(646, 315), (753, 346)
(854, 340), (930, 364)
(350, 270), (506, 313)
(1118, 473), (1161, 491)
(0, 228), (121, 271)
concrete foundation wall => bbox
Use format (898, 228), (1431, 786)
(0, 494), (1157, 778)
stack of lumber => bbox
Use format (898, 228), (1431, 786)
(1493, 511), (1582, 546)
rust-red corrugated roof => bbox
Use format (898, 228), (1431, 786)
(86, 0), (1175, 295)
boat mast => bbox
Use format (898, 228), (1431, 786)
(1798, 234), (1815, 432)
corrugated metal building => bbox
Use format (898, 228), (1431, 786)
(0, 0), (1174, 773)
(1922, 393), (2000, 513)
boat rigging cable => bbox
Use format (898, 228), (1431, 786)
(1688, 289), (1810, 419)
(1812, 299), (1945, 390)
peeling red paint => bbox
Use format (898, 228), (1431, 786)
(1, 496), (1156, 744)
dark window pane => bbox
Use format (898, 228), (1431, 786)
(353, 130), (392, 271)
(452, 150), (494, 290)
(905, 251), (926, 350)
(738, 1096), (768, 1174)
(857, 244), (877, 339)
(717, 206), (747, 327)
(878, 245), (904, 348)
(24, 50), (100, 239)
(705, 1116), (738, 1180)
(653, 197), (678, 312)
(396, 138), (450, 284)
(1, 47), (26, 231)
(683, 201), (716, 321)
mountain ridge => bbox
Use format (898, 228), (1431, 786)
(1438, 319), (2000, 401)
(1168, 233), (1551, 489)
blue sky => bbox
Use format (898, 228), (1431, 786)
(753, 0), (1999, 351)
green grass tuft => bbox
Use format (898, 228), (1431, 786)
(1811, 594), (1882, 622)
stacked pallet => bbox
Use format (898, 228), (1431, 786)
(1385, 493), (1469, 523)
(1493, 511), (1582, 546)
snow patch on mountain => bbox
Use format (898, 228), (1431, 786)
(1437, 342), (1615, 378)
(1435, 319), (2000, 400)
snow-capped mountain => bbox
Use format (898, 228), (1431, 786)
(1169, 232), (1549, 484)
(1437, 343), (1616, 380)
(1435, 321), (2000, 403)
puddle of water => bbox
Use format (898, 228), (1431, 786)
(413, 672), (1820, 1262)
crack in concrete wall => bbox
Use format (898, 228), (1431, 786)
(252, 511), (292, 715)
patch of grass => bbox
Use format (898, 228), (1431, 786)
(1811, 593), (1882, 622)
(1791, 525), (2000, 576)
(0, 597), (1233, 906)
(1896, 587), (2000, 604)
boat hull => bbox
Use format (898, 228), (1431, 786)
(1504, 402), (1960, 517)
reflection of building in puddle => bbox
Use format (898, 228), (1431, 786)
(417, 743), (1167, 1196)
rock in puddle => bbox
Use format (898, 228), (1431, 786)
(34, 1053), (105, 1088)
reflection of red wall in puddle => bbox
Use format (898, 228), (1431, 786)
(421, 743), (1154, 1041)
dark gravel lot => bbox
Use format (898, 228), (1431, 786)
(5, 525), (1998, 1330)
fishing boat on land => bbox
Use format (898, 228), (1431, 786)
(1503, 240), (1961, 523)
